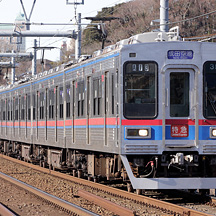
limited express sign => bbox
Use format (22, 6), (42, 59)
(171, 124), (189, 137)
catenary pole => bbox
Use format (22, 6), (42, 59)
(160, 0), (169, 32)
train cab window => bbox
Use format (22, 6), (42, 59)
(203, 61), (216, 118)
(124, 62), (157, 119)
(170, 72), (189, 117)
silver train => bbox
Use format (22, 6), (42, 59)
(1, 27), (216, 190)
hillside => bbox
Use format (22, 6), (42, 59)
(82, 0), (216, 54)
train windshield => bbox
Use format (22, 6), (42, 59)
(203, 61), (216, 118)
(123, 61), (157, 119)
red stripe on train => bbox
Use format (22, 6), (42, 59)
(165, 119), (195, 125)
(121, 119), (162, 126)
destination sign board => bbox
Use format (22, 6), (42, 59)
(168, 50), (193, 59)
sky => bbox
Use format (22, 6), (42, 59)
(0, 0), (129, 61)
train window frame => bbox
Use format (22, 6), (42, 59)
(203, 61), (216, 119)
(59, 86), (64, 119)
(123, 61), (158, 119)
(66, 84), (71, 119)
(48, 89), (54, 120)
(21, 96), (25, 120)
(39, 92), (44, 120)
(15, 98), (18, 121)
(77, 81), (85, 117)
(32, 94), (36, 120)
(93, 77), (102, 116)
(7, 98), (10, 121)
(2, 100), (6, 121)
(170, 72), (190, 117)
(27, 94), (31, 121)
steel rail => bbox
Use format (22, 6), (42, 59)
(78, 189), (136, 216)
(0, 154), (212, 216)
(0, 171), (98, 216)
(0, 203), (16, 216)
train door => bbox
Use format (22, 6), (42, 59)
(5, 99), (7, 136)
(19, 96), (21, 138)
(45, 88), (48, 141)
(36, 92), (39, 140)
(55, 86), (58, 142)
(164, 68), (196, 147)
(72, 81), (75, 144)
(86, 77), (90, 145)
(104, 72), (108, 146)
(25, 94), (27, 138)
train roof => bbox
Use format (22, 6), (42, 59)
(0, 26), (207, 92)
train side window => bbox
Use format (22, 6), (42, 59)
(13, 97), (15, 121)
(15, 98), (19, 120)
(77, 81), (84, 117)
(203, 61), (216, 118)
(11, 98), (13, 121)
(66, 84), (71, 118)
(0, 100), (2, 120)
(55, 86), (58, 120)
(7, 99), (10, 121)
(93, 77), (102, 116)
(98, 78), (102, 115)
(49, 89), (54, 119)
(19, 96), (21, 120)
(33, 94), (36, 120)
(2, 100), (5, 120)
(123, 61), (158, 119)
(59, 86), (64, 119)
(111, 74), (115, 115)
(21, 96), (25, 120)
(39, 92), (44, 120)
(93, 79), (98, 116)
(27, 94), (31, 120)
(72, 81), (75, 119)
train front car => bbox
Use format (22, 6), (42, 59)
(120, 32), (216, 190)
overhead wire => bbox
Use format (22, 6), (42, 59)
(146, 8), (216, 32)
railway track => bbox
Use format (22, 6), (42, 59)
(0, 171), (98, 216)
(0, 154), (215, 216)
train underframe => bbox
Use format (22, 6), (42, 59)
(1, 140), (216, 189)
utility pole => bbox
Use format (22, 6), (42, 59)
(75, 13), (81, 60)
(11, 51), (15, 84)
(160, 0), (169, 32)
(66, 0), (84, 60)
(20, 0), (36, 30)
(32, 39), (37, 76)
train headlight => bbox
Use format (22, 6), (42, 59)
(126, 127), (151, 139)
(139, 129), (148, 137)
(210, 127), (216, 138)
